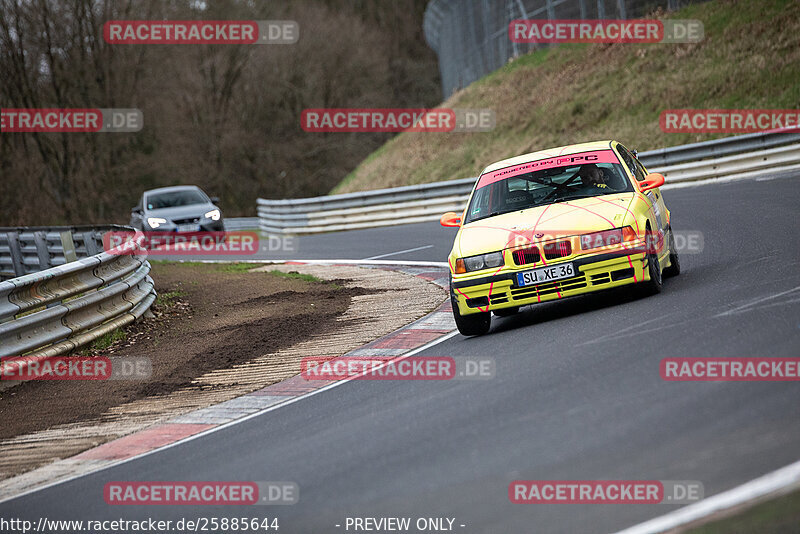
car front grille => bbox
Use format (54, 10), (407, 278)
(512, 240), (572, 265)
(543, 240), (572, 260)
(512, 247), (540, 266)
(172, 217), (201, 225)
(510, 273), (588, 300)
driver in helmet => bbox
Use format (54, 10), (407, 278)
(578, 164), (609, 190)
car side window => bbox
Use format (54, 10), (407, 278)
(630, 152), (649, 181)
(469, 185), (490, 219)
(617, 145), (647, 182)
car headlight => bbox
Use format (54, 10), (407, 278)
(459, 251), (504, 273)
(484, 251), (504, 268)
(147, 217), (167, 228)
(580, 226), (637, 250)
(204, 209), (221, 221)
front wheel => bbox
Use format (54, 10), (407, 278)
(641, 249), (663, 295)
(450, 286), (491, 336)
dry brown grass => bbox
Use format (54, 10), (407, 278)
(333, 0), (800, 194)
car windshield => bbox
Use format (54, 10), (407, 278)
(464, 153), (633, 224)
(146, 190), (207, 209)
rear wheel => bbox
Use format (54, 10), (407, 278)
(450, 283), (491, 336)
(663, 228), (681, 278)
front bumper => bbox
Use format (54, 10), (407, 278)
(144, 220), (225, 232)
(451, 250), (648, 315)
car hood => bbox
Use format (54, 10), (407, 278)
(455, 193), (636, 257)
(146, 204), (217, 220)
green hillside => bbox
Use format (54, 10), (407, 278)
(333, 0), (800, 193)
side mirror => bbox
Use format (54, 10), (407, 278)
(439, 212), (462, 227)
(210, 196), (220, 204)
(639, 173), (665, 192)
(132, 207), (142, 214)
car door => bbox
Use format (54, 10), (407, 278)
(617, 144), (668, 238)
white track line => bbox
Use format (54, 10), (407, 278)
(363, 245), (434, 260)
(615, 458), (800, 533)
(169, 259), (450, 268)
(0, 330), (459, 505)
(714, 285), (800, 317)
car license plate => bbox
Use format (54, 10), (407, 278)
(176, 224), (199, 232)
(516, 263), (575, 287)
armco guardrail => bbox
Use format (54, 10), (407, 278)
(637, 130), (800, 167)
(224, 217), (260, 231)
(258, 178), (475, 234)
(0, 227), (156, 368)
(0, 224), (131, 281)
(257, 132), (800, 235)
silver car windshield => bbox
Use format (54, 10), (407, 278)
(146, 191), (207, 209)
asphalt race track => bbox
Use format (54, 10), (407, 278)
(2, 174), (799, 533)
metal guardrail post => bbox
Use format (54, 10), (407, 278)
(60, 231), (78, 263)
(83, 231), (100, 256)
(33, 230), (51, 272)
(7, 232), (25, 278)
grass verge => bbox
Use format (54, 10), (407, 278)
(686, 488), (800, 533)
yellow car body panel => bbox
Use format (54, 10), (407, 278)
(448, 140), (675, 317)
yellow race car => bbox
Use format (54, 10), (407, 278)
(440, 140), (680, 336)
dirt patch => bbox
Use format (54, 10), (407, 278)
(0, 263), (372, 441)
(0, 263), (447, 488)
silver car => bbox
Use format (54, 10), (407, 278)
(130, 185), (224, 232)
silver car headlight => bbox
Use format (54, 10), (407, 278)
(484, 251), (504, 268)
(462, 251), (504, 272)
(204, 209), (221, 221)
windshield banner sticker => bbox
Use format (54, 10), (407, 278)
(477, 150), (621, 189)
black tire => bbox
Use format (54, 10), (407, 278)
(493, 307), (520, 317)
(450, 284), (491, 336)
(663, 228), (681, 278)
(641, 225), (663, 295)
